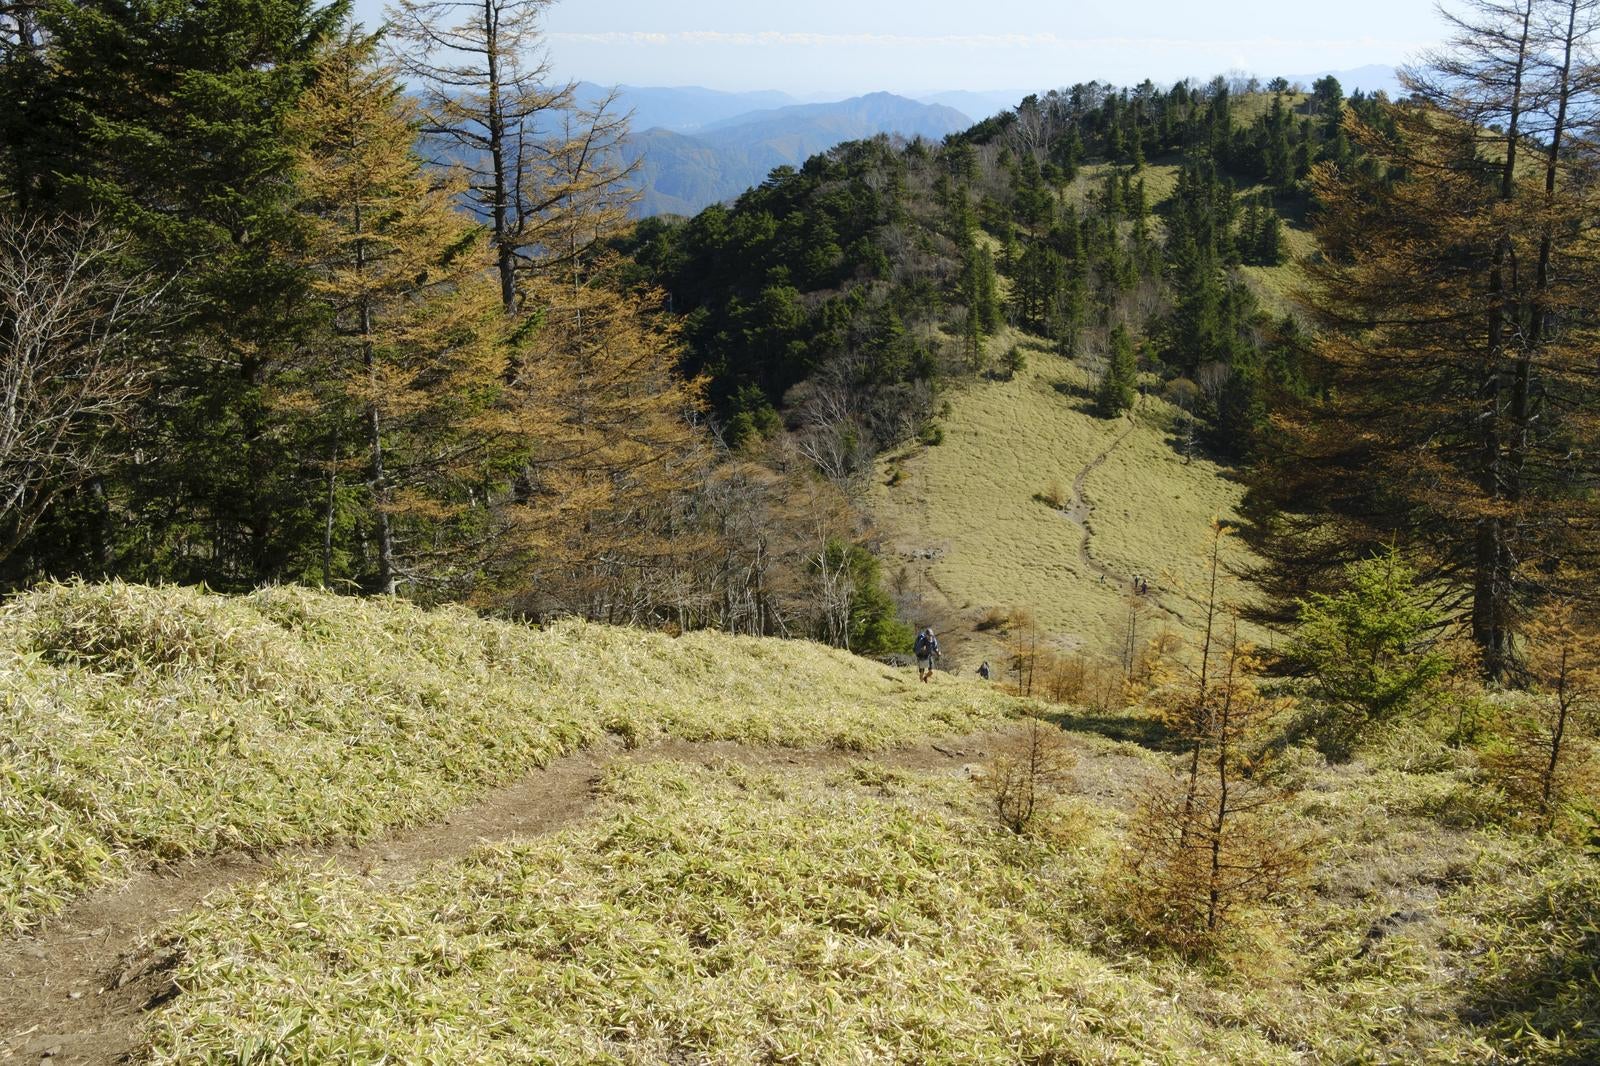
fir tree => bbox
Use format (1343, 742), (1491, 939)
(42, 0), (350, 587)
(1096, 324), (1138, 418)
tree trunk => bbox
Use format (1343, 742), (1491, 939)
(483, 0), (516, 316)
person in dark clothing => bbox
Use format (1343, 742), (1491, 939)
(978, 660), (991, 681)
(913, 627), (941, 682)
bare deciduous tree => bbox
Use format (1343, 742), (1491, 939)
(0, 213), (167, 565)
(386, 0), (636, 316)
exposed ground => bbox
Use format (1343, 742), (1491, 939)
(0, 729), (1048, 1065)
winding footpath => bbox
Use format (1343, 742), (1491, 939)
(1061, 420), (1139, 584)
(0, 734), (1009, 1066)
(1055, 414), (1187, 626)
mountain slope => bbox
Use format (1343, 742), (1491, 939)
(869, 330), (1262, 666)
(0, 581), (1021, 933)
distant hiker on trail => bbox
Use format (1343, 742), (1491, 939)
(978, 660), (991, 681)
(914, 627), (941, 683)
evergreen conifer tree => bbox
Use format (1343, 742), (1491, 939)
(1096, 324), (1138, 417)
(42, 0), (350, 586)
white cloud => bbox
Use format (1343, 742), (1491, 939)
(550, 30), (1429, 52)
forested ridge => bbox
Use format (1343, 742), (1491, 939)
(2, 0), (1599, 681)
(5, 0), (1600, 1059)
(619, 72), (1361, 464)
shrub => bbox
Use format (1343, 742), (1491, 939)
(980, 717), (1074, 834)
(1034, 478), (1068, 509)
(1480, 601), (1600, 833)
(1286, 548), (1453, 760)
(973, 606), (1015, 633)
(999, 345), (1027, 381)
(1162, 377), (1202, 411)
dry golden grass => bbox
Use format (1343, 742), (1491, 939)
(133, 734), (1599, 1064)
(869, 339), (1261, 660)
(0, 581), (1026, 933)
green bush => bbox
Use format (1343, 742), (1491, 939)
(1000, 345), (1027, 381)
(817, 540), (915, 657)
(1286, 548), (1454, 760)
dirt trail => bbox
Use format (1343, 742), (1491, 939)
(1058, 412), (1187, 626)
(1062, 419), (1137, 582)
(0, 731), (1015, 1066)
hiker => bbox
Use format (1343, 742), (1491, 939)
(978, 660), (991, 681)
(913, 627), (941, 683)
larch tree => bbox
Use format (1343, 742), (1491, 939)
(491, 268), (707, 621)
(384, 0), (635, 318)
(290, 28), (503, 595)
(1251, 0), (1600, 677)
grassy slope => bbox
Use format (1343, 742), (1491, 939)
(139, 743), (1598, 1064)
(0, 582), (1022, 933)
(872, 147), (1310, 663)
(3, 584), (1593, 1063)
(869, 336), (1260, 660)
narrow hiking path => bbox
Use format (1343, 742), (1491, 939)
(1058, 411), (1186, 627)
(1062, 419), (1136, 583)
(0, 730), (1025, 1066)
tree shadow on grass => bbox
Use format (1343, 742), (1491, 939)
(1051, 379), (1113, 420)
(1039, 707), (1184, 752)
(1455, 865), (1600, 1065)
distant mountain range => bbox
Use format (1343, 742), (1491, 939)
(580, 86), (974, 217)
(587, 71), (1403, 219)
(572, 83), (799, 134)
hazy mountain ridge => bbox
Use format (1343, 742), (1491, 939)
(571, 82), (798, 133)
(612, 90), (973, 217)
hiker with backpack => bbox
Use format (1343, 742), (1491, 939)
(978, 660), (991, 681)
(913, 627), (941, 682)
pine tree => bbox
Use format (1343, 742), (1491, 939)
(1254, 210), (1284, 266)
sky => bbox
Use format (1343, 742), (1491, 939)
(352, 0), (1452, 96)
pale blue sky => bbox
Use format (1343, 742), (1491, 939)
(353, 0), (1450, 95)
